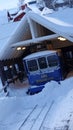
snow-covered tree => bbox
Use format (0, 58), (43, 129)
(43, 0), (58, 10)
(68, 0), (73, 7)
(63, 0), (73, 7)
(36, 0), (45, 9)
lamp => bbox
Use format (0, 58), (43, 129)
(58, 37), (66, 41)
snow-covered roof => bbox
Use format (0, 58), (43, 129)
(0, 10), (8, 24)
(24, 50), (56, 60)
(27, 3), (73, 41)
(0, 21), (20, 60)
(0, 13), (32, 60)
(8, 8), (18, 15)
(0, 2), (73, 60)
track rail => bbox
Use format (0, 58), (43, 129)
(17, 100), (54, 130)
(18, 105), (37, 130)
(30, 100), (54, 130)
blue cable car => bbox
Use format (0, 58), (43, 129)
(23, 50), (63, 94)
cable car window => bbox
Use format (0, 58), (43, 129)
(47, 55), (58, 67)
(38, 57), (47, 69)
(27, 59), (38, 72)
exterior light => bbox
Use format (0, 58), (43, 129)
(10, 65), (12, 68)
(17, 47), (21, 50)
(22, 47), (26, 50)
(58, 37), (66, 41)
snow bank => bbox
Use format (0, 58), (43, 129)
(0, 77), (73, 129)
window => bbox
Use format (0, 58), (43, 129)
(66, 51), (73, 59)
(47, 55), (58, 67)
(27, 59), (38, 72)
(38, 57), (47, 69)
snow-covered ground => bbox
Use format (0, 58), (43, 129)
(0, 74), (73, 130)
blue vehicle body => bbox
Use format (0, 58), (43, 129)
(27, 68), (62, 86)
(23, 50), (63, 94)
(27, 85), (44, 95)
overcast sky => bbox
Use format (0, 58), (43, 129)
(0, 0), (18, 10)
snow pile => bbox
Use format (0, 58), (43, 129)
(41, 7), (53, 15)
(42, 7), (73, 27)
(44, 77), (73, 130)
(0, 10), (8, 24)
(0, 77), (73, 129)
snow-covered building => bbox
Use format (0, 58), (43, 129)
(0, 1), (73, 86)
